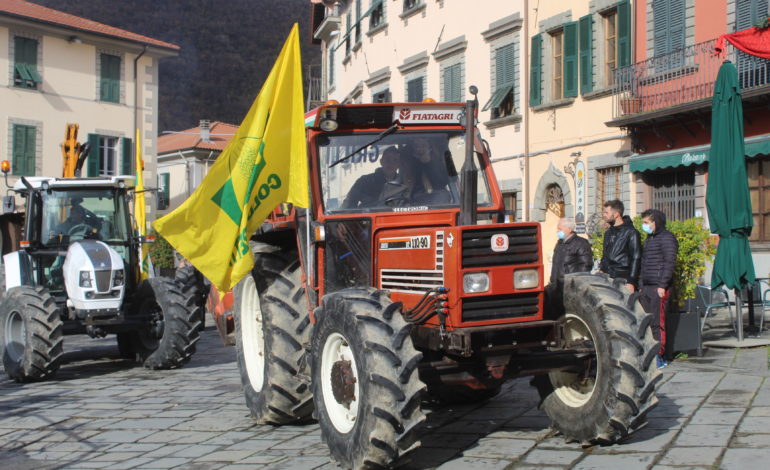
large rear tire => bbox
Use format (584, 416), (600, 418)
(234, 243), (313, 424)
(533, 273), (661, 444)
(0, 286), (63, 382)
(175, 265), (208, 332)
(127, 277), (201, 369)
(311, 289), (426, 470)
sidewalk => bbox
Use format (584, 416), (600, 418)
(0, 312), (767, 470)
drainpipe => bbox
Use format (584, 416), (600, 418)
(133, 45), (148, 174)
(523, 0), (530, 221)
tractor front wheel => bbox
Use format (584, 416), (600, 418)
(0, 286), (63, 382)
(311, 289), (426, 470)
(533, 273), (661, 444)
(234, 244), (313, 424)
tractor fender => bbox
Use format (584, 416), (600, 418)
(3, 250), (34, 290)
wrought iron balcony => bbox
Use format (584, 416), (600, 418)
(610, 38), (770, 125)
(306, 64), (324, 111)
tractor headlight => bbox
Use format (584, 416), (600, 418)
(514, 269), (539, 290)
(113, 269), (124, 287)
(463, 272), (489, 294)
(79, 271), (92, 288)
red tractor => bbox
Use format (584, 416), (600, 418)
(211, 93), (660, 469)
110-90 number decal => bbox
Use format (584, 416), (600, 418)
(379, 235), (431, 250)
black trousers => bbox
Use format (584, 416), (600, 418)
(639, 285), (669, 356)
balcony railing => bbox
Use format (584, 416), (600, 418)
(611, 38), (770, 121)
(306, 64), (324, 111)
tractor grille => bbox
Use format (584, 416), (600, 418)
(462, 293), (540, 322)
(94, 270), (111, 292)
(462, 227), (539, 268)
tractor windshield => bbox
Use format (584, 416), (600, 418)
(317, 131), (493, 214)
(39, 189), (130, 247)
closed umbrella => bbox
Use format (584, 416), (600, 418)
(706, 60), (756, 341)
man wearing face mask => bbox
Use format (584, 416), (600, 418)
(639, 208), (678, 369)
(545, 218), (593, 318)
(600, 199), (642, 292)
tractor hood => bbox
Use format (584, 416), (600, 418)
(62, 240), (126, 312)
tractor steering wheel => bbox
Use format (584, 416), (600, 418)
(68, 223), (91, 241)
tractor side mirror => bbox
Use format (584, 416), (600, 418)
(2, 195), (15, 214)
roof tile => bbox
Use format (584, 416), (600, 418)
(0, 0), (179, 50)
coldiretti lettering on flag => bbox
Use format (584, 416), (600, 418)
(152, 24), (308, 292)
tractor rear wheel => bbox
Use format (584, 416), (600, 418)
(175, 265), (208, 332)
(0, 286), (63, 382)
(311, 289), (426, 470)
(127, 277), (201, 369)
(532, 273), (661, 444)
(234, 243), (313, 424)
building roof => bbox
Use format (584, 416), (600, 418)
(0, 0), (179, 51)
(158, 121), (238, 155)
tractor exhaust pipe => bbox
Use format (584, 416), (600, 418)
(459, 86), (479, 226)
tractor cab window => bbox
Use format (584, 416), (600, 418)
(39, 189), (130, 249)
(318, 131), (492, 213)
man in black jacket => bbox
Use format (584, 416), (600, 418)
(341, 147), (400, 208)
(546, 218), (593, 318)
(600, 199), (642, 292)
(639, 208), (678, 369)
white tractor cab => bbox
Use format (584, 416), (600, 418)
(0, 174), (201, 382)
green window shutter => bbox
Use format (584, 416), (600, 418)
(12, 125), (36, 177)
(121, 137), (133, 175)
(24, 126), (36, 176)
(14, 37), (41, 86)
(737, 0), (768, 30)
(669, 0), (685, 52)
(12, 126), (25, 175)
(653, 0), (670, 55)
(530, 34), (542, 106)
(100, 54), (120, 102)
(617, 0), (632, 67)
(444, 63), (462, 102)
(755, 0), (769, 25)
(346, 12), (352, 54)
(563, 21), (578, 98)
(579, 15), (593, 94)
(496, 43), (515, 86)
(87, 134), (100, 177)
(407, 77), (423, 102)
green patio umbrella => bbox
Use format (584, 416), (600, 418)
(706, 60), (756, 340)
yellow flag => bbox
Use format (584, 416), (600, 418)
(134, 128), (152, 281)
(153, 24), (309, 292)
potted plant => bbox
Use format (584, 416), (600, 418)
(148, 228), (177, 277)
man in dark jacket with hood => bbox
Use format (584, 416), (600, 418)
(600, 200), (642, 291)
(639, 208), (678, 369)
(546, 218), (593, 318)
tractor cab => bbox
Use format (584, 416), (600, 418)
(6, 177), (136, 301)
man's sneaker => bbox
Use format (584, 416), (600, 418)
(656, 355), (668, 369)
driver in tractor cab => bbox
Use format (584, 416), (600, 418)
(341, 146), (401, 208)
(54, 203), (98, 241)
(56, 204), (86, 235)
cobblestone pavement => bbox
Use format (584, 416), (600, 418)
(1, 313), (769, 470)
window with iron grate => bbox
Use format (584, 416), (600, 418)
(644, 168), (695, 222)
(597, 166), (623, 211)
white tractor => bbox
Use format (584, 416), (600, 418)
(0, 173), (201, 382)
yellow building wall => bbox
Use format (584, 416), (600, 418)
(526, 1), (634, 278)
(1, 25), (164, 220)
